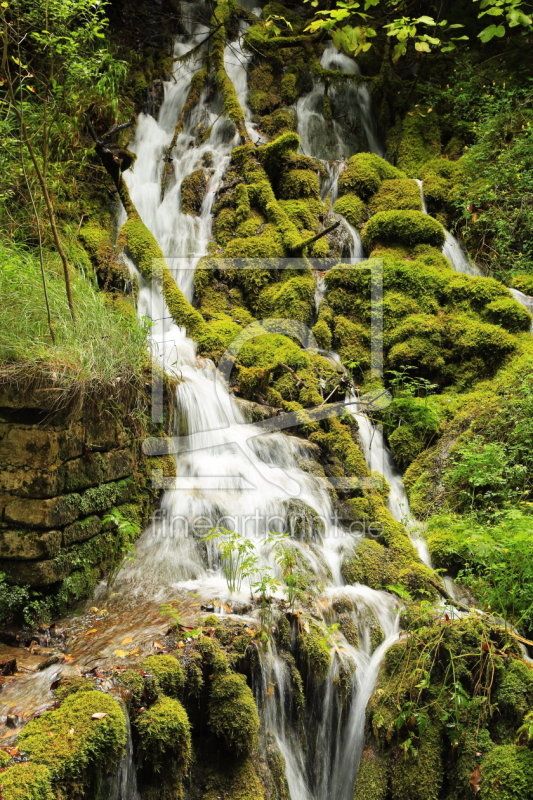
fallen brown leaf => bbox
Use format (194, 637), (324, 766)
(121, 637), (133, 645)
(470, 765), (481, 795)
(85, 629), (98, 636)
(91, 712), (108, 720)
(153, 641), (164, 650)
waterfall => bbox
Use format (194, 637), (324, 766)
(296, 44), (383, 160)
(111, 10), (405, 800)
(104, 715), (140, 800)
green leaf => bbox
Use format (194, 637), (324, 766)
(478, 23), (505, 40)
(415, 40), (431, 51)
(416, 15), (437, 24)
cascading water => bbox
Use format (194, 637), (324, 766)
(109, 9), (405, 800)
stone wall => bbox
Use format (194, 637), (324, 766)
(0, 387), (156, 589)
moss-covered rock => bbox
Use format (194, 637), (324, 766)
(481, 744), (533, 800)
(0, 763), (54, 800)
(341, 538), (399, 590)
(338, 153), (405, 200)
(208, 672), (260, 754)
(135, 695), (191, 773)
(18, 690), (126, 793)
(333, 194), (366, 226)
(279, 169), (320, 200)
(483, 297), (532, 332)
(181, 169), (208, 215)
(392, 111), (441, 177)
(202, 758), (265, 800)
(141, 654), (185, 697)
(353, 747), (388, 800)
(362, 210), (445, 250)
(299, 626), (331, 681)
(390, 722), (443, 800)
(368, 179), (422, 214)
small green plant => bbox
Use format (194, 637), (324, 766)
(103, 509), (140, 587)
(159, 601), (183, 627)
(203, 528), (258, 592)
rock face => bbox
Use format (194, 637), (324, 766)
(0, 390), (153, 588)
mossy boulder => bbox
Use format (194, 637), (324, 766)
(202, 758), (265, 800)
(256, 274), (315, 323)
(279, 169), (320, 200)
(0, 763), (54, 800)
(483, 297), (532, 332)
(393, 111), (441, 177)
(333, 194), (366, 226)
(390, 722), (443, 800)
(368, 179), (422, 214)
(181, 169), (208, 215)
(299, 626), (331, 681)
(341, 538), (399, 590)
(17, 690), (126, 792)
(338, 153), (405, 200)
(481, 744), (533, 800)
(135, 695), (191, 773)
(141, 654), (185, 697)
(353, 747), (388, 800)
(208, 672), (260, 755)
(362, 211), (445, 250)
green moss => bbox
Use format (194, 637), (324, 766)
(390, 723), (443, 800)
(510, 274), (533, 296)
(368, 179), (422, 214)
(312, 319), (332, 349)
(483, 297), (532, 332)
(214, 206), (236, 246)
(208, 672), (260, 755)
(0, 763), (54, 800)
(341, 538), (399, 590)
(279, 169), (320, 200)
(0, 749), (12, 767)
(202, 758), (264, 800)
(397, 562), (438, 600)
(280, 72), (299, 104)
(311, 417), (369, 478)
(362, 211), (445, 250)
(135, 696), (191, 773)
(333, 194), (366, 226)
(141, 654), (185, 697)
(234, 183), (251, 225)
(444, 274), (510, 310)
(494, 659), (533, 720)
(394, 111), (441, 177)
(196, 635), (231, 674)
(116, 669), (149, 706)
(256, 274), (315, 323)
(52, 676), (94, 702)
(353, 747), (388, 800)
(197, 317), (243, 362)
(120, 213), (205, 338)
(181, 169), (207, 215)
(261, 107), (298, 138)
(481, 745), (533, 800)
(388, 425), (425, 468)
(331, 316), (371, 370)
(299, 626), (331, 681)
(225, 229), (285, 258)
(18, 690), (126, 790)
(278, 199), (320, 232)
(338, 153), (405, 200)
